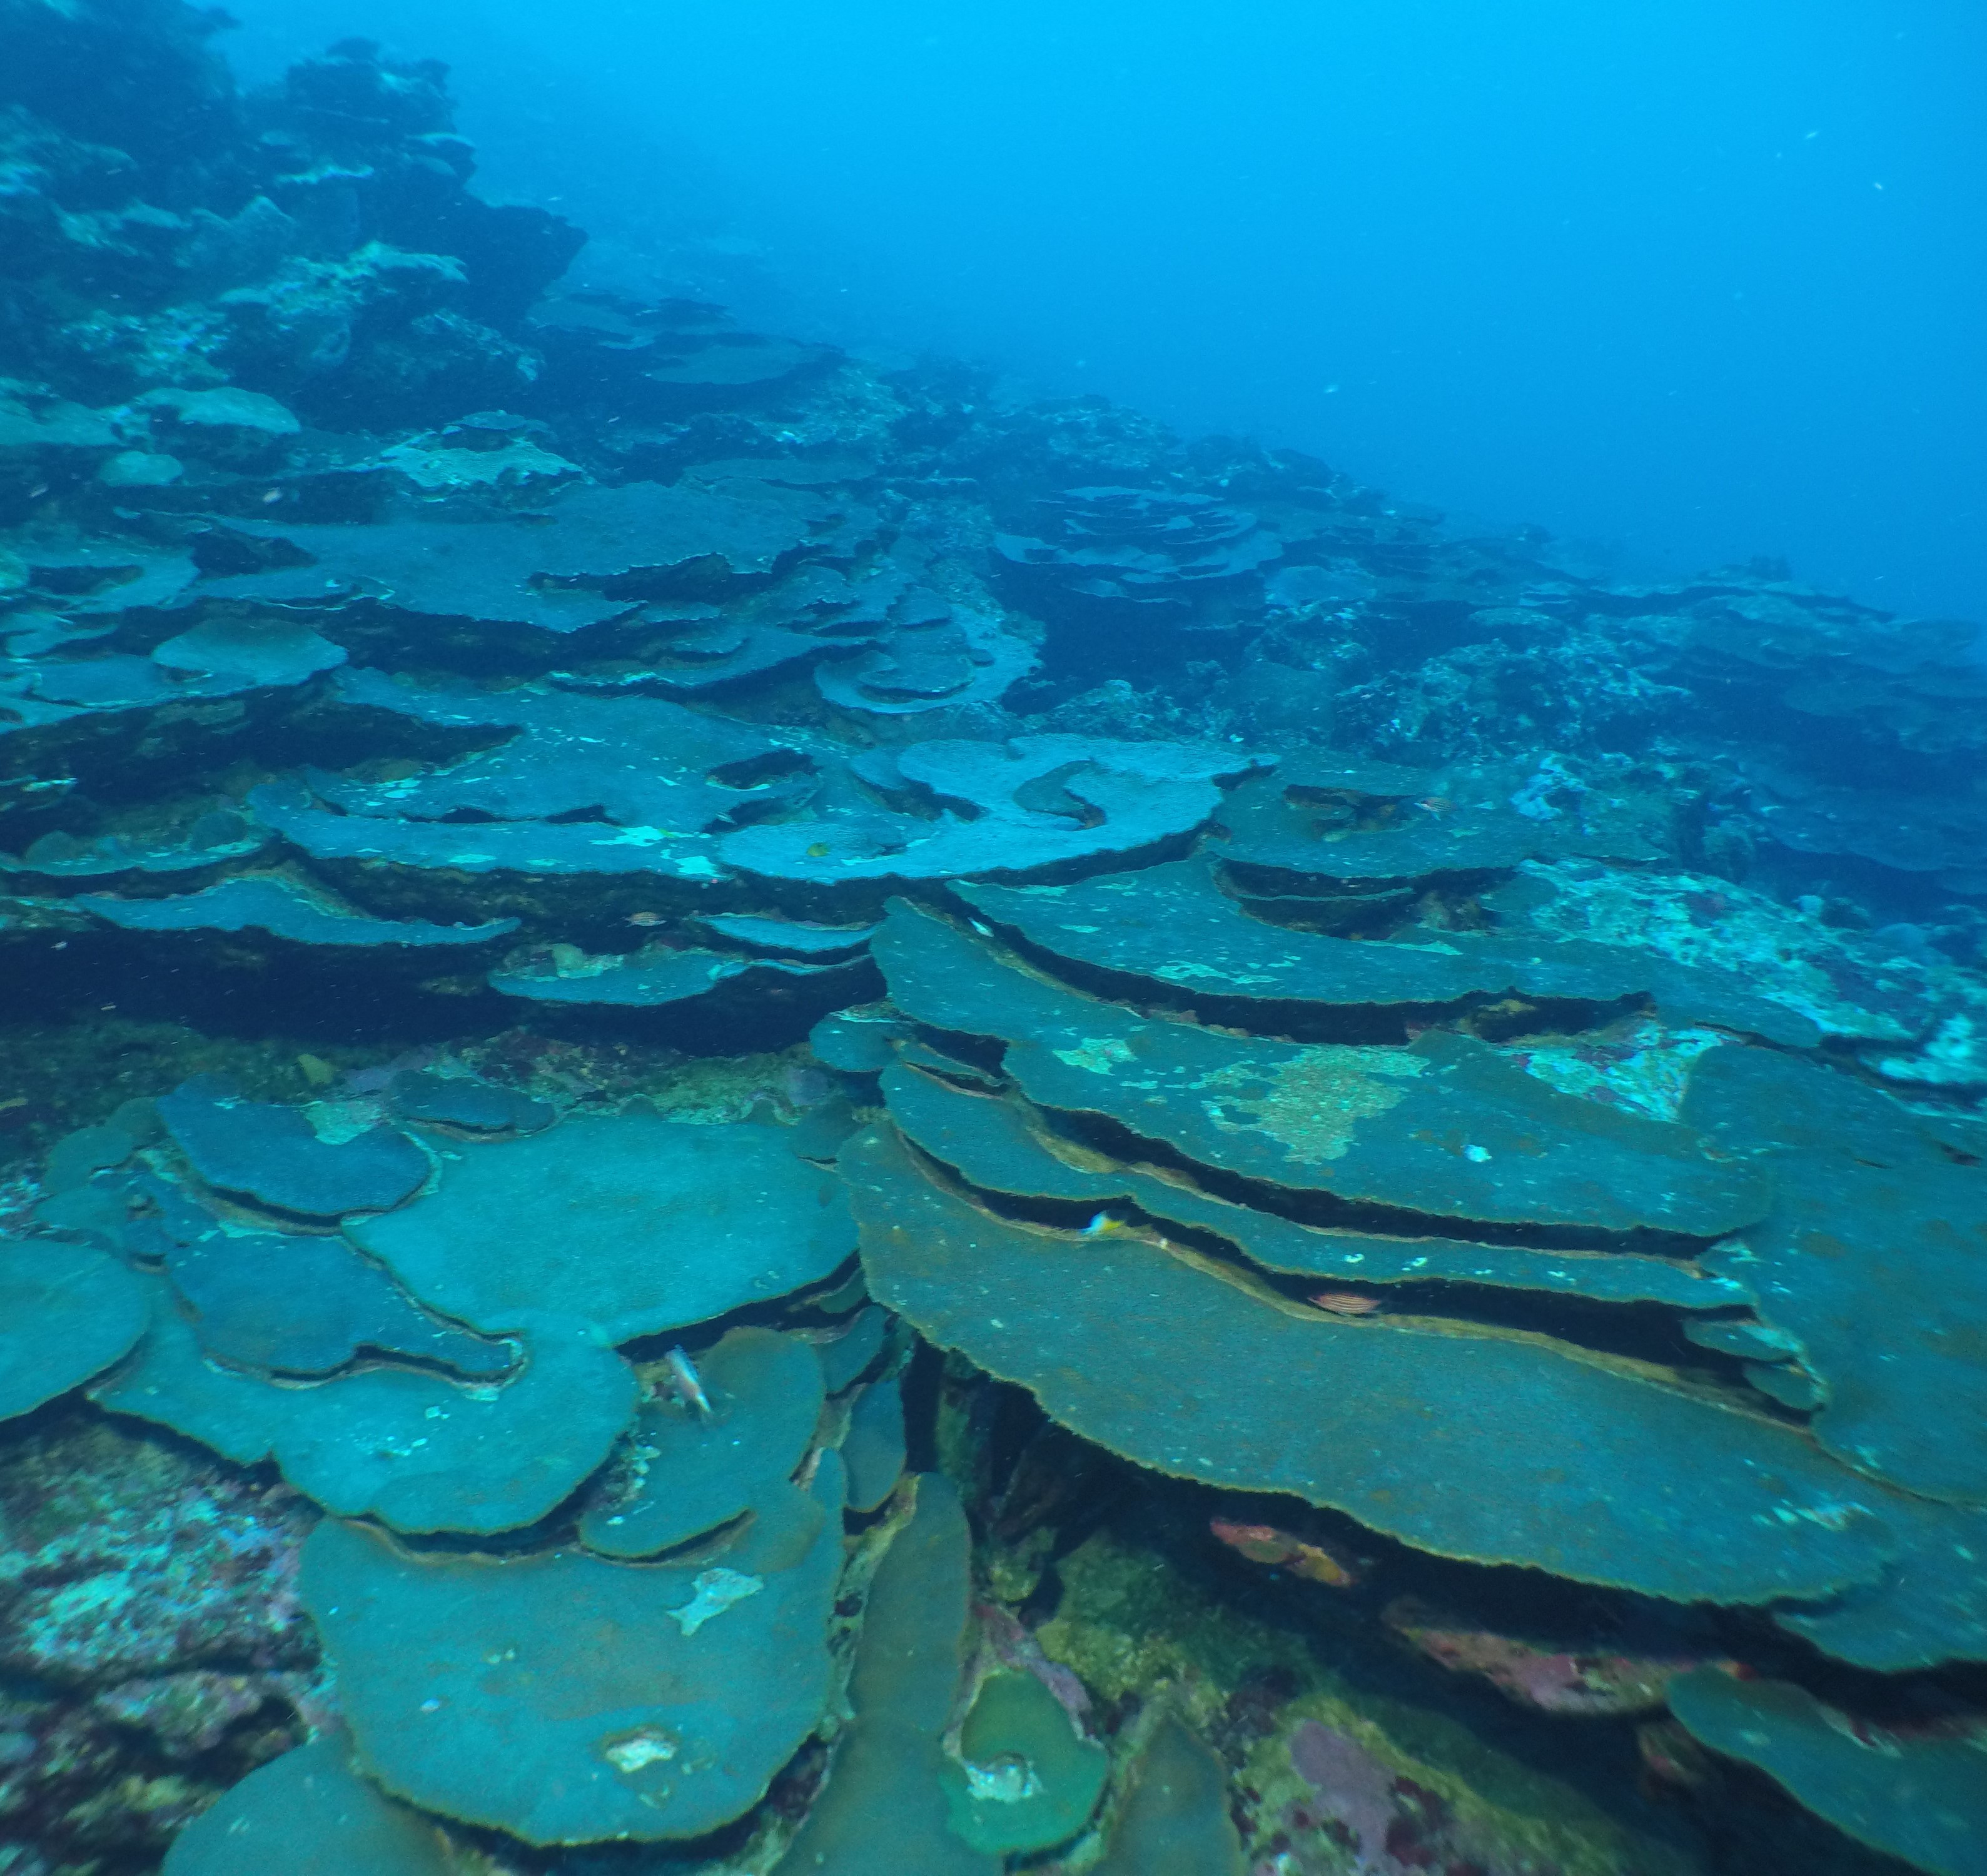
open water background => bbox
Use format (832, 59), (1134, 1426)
(218, 0), (1987, 631)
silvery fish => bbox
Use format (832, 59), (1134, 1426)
(662, 1346), (714, 1419)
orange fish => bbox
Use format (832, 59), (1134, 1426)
(1308, 1290), (1384, 1318)
(1210, 1518), (1362, 1587)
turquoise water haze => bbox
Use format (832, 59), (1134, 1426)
(223, 0), (1987, 623)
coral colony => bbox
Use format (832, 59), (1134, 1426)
(1, 5), (1984, 1874)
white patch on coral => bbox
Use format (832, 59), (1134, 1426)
(1874, 1011), (1986, 1089)
(1507, 1021), (1723, 1122)
(666, 1568), (763, 1636)
(601, 1725), (679, 1773)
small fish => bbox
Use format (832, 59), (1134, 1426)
(661, 1346), (714, 1419)
(1308, 1290), (1384, 1318)
(626, 910), (666, 926)
(1413, 795), (1454, 815)
(806, 841), (832, 859)
(1210, 1518), (1362, 1587)
(1080, 1213), (1128, 1239)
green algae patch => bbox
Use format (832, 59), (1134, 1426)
(1016, 1017), (1765, 1239)
(939, 1670), (1108, 1857)
(1035, 1524), (1696, 1876)
(883, 1061), (1752, 1311)
(161, 1732), (453, 1876)
(875, 907), (1767, 1240)
(1201, 1042), (1426, 1163)
(347, 1111), (857, 1341)
(96, 1289), (635, 1536)
(1685, 1044), (1987, 1505)
(1033, 1523), (1275, 1712)
(579, 1326), (824, 1559)
(1205, 1050), (1451, 1190)
(1095, 1714), (1243, 1876)
(957, 858), (1815, 1046)
(844, 1125), (1888, 1601)
(1669, 1670), (1987, 1876)
(0, 1241), (146, 1423)
(301, 1466), (846, 1846)
(776, 1473), (996, 1876)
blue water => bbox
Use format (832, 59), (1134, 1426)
(224, 0), (1987, 625)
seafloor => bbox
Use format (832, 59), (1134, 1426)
(1, 4), (1984, 1874)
